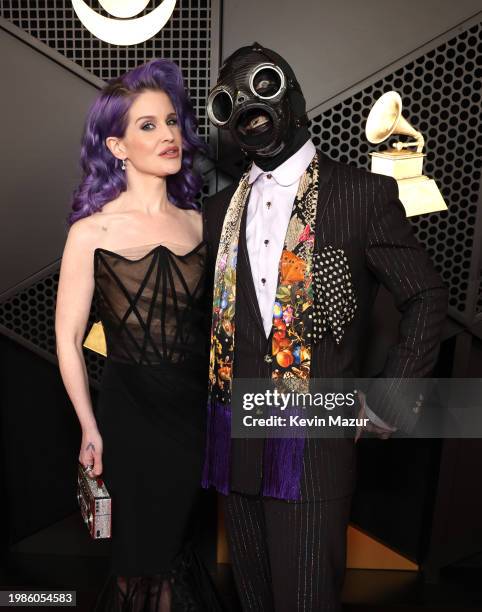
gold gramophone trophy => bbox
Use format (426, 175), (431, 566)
(366, 91), (447, 217)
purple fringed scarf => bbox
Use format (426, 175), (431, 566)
(202, 153), (319, 500)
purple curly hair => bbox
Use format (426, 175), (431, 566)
(68, 58), (206, 225)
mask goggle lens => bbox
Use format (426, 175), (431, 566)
(250, 64), (285, 99)
(207, 89), (233, 126)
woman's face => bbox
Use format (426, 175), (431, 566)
(116, 89), (183, 177)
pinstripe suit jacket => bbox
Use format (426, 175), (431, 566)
(203, 150), (448, 501)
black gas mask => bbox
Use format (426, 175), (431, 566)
(207, 42), (310, 171)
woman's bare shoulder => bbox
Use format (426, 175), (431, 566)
(69, 203), (125, 240)
(69, 213), (100, 236)
(64, 214), (105, 257)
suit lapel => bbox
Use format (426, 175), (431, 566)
(237, 200), (266, 337)
(315, 151), (336, 233)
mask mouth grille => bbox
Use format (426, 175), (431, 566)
(250, 63), (285, 99)
(234, 104), (276, 148)
(207, 89), (233, 126)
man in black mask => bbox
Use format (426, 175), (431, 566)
(207, 42), (310, 170)
(202, 42), (447, 611)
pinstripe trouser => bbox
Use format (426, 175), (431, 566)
(223, 492), (352, 612)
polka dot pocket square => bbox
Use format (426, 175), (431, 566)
(312, 246), (358, 344)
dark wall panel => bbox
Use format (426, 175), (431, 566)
(0, 334), (83, 543)
(0, 26), (98, 294)
(222, 0), (481, 112)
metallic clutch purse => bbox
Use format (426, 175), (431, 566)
(83, 321), (107, 357)
(77, 462), (112, 539)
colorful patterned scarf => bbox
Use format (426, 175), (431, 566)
(202, 153), (320, 500)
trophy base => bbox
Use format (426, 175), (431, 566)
(370, 150), (425, 180)
(396, 176), (448, 217)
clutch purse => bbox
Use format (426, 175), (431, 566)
(77, 462), (112, 539)
(83, 321), (107, 357)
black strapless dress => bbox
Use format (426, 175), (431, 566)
(91, 242), (220, 611)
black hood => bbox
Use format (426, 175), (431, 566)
(208, 42), (310, 171)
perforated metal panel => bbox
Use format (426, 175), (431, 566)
(308, 22), (482, 323)
(0, 268), (105, 382)
(0, 0), (212, 138)
(0, 272), (58, 356)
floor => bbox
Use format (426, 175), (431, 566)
(2, 513), (482, 611)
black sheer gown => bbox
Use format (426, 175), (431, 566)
(91, 240), (220, 611)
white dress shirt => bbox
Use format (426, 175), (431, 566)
(244, 139), (394, 431)
(246, 139), (316, 337)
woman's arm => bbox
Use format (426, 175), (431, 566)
(55, 218), (103, 477)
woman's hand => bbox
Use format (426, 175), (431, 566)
(79, 428), (103, 477)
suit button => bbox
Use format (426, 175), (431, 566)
(264, 354), (273, 363)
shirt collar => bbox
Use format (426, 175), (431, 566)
(248, 139), (316, 186)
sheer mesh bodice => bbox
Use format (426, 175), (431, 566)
(94, 241), (208, 366)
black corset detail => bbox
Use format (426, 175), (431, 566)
(94, 242), (208, 366)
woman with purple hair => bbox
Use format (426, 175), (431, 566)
(55, 59), (221, 611)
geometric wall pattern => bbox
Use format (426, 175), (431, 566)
(309, 20), (482, 322)
(0, 0), (212, 138)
